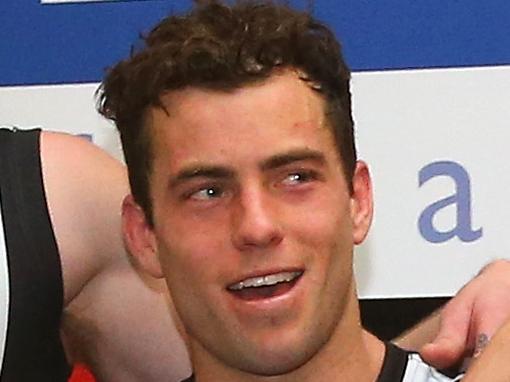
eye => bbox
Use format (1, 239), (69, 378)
(188, 186), (224, 201)
(280, 170), (317, 186)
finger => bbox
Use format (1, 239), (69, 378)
(420, 338), (466, 369)
(420, 303), (472, 368)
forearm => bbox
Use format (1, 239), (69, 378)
(392, 309), (441, 351)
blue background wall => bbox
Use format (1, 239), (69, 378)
(1, 0), (510, 86)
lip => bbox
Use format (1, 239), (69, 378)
(226, 267), (305, 290)
(224, 267), (306, 314)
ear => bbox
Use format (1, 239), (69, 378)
(350, 161), (373, 245)
(122, 195), (164, 278)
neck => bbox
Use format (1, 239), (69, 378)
(190, 289), (386, 382)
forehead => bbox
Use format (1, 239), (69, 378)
(148, 71), (336, 169)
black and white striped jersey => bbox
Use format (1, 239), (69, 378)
(0, 128), (70, 381)
(380, 343), (463, 382)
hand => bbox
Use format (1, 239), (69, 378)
(420, 259), (510, 369)
(462, 318), (510, 381)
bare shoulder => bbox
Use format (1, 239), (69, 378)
(40, 130), (128, 304)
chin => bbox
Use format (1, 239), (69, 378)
(235, 356), (308, 377)
(229, 338), (320, 377)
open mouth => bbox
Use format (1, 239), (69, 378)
(227, 271), (303, 301)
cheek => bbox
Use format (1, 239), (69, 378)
(153, 213), (234, 289)
(291, 188), (354, 247)
(155, 233), (220, 321)
(291, 192), (354, 284)
(156, 231), (215, 281)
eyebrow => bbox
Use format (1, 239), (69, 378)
(169, 149), (326, 188)
(170, 166), (235, 188)
(260, 149), (326, 171)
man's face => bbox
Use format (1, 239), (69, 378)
(130, 71), (372, 376)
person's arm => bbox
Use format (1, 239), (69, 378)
(461, 318), (510, 382)
(61, 258), (191, 382)
(40, 131), (191, 381)
(393, 260), (510, 369)
(393, 309), (441, 351)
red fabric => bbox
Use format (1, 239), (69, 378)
(69, 364), (96, 382)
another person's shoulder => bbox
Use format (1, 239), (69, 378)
(39, 129), (128, 305)
(39, 129), (123, 174)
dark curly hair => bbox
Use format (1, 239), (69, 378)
(97, 0), (355, 225)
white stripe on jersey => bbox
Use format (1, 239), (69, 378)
(0, 203), (9, 373)
(402, 353), (463, 382)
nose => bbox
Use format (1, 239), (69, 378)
(231, 187), (283, 251)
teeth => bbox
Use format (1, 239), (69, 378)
(228, 271), (302, 291)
